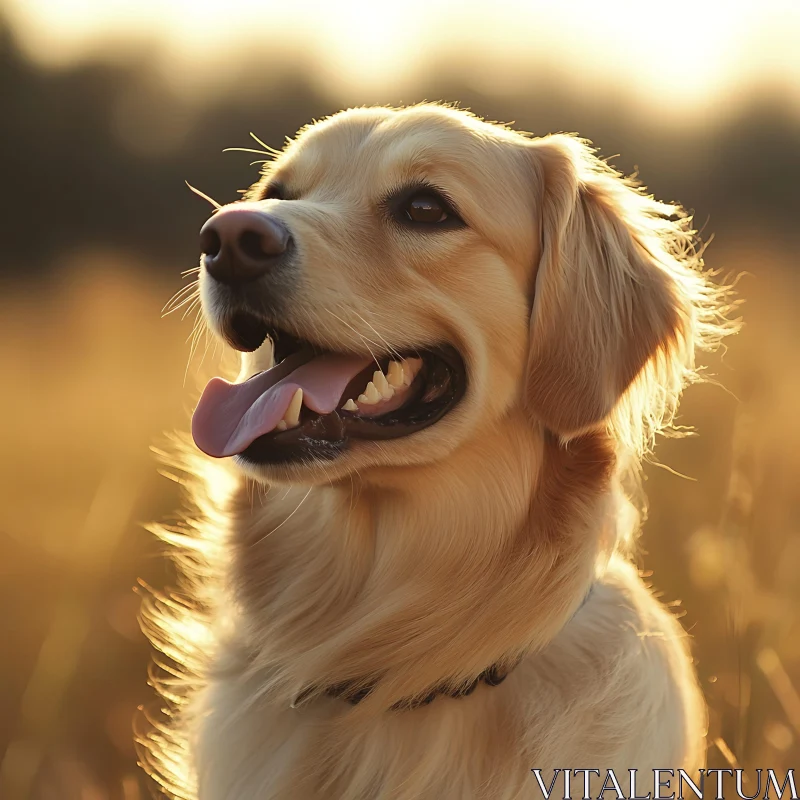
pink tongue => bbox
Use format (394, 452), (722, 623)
(192, 354), (371, 458)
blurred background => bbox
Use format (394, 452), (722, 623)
(0, 1), (798, 797)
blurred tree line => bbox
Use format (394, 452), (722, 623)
(2, 11), (800, 798)
(1, 15), (799, 283)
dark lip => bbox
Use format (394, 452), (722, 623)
(209, 276), (297, 351)
(221, 309), (321, 357)
(236, 344), (466, 467)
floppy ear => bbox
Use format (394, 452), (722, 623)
(525, 135), (688, 435)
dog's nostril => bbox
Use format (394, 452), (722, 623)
(200, 211), (289, 284)
(200, 227), (222, 257)
(238, 230), (271, 261)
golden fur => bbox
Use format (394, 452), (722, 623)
(140, 104), (738, 799)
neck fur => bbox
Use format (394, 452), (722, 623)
(225, 411), (616, 711)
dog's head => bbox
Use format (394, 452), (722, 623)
(192, 105), (726, 484)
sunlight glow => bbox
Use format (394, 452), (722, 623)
(4, 0), (800, 114)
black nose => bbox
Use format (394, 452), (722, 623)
(199, 205), (291, 284)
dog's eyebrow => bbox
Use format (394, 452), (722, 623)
(380, 147), (476, 199)
(382, 155), (441, 182)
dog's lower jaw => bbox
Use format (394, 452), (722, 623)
(175, 420), (705, 798)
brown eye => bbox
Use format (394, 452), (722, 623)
(405, 194), (448, 223)
(388, 185), (465, 230)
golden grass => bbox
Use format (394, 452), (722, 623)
(0, 239), (797, 796)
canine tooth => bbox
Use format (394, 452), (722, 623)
(362, 382), (382, 404)
(342, 399), (358, 412)
(364, 382), (382, 403)
(283, 387), (303, 428)
(401, 359), (419, 386)
(275, 420), (288, 432)
(373, 370), (394, 399)
(386, 361), (404, 388)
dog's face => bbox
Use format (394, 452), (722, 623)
(192, 105), (690, 484)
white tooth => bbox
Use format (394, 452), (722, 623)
(342, 398), (358, 411)
(387, 361), (404, 388)
(373, 370), (394, 399)
(283, 387), (303, 428)
(360, 382), (382, 404)
(275, 420), (288, 432)
(403, 357), (423, 385)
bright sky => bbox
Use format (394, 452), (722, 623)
(4, 0), (800, 115)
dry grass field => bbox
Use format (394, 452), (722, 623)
(0, 233), (798, 797)
(1, 2), (799, 795)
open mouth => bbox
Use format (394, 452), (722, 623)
(192, 312), (466, 465)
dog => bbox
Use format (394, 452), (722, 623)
(141, 104), (737, 799)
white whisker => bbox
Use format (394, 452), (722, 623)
(249, 131), (282, 155)
(180, 296), (201, 322)
(162, 282), (199, 316)
(326, 308), (383, 370)
(349, 309), (403, 362)
(223, 147), (272, 156)
(251, 487), (313, 546)
(185, 181), (221, 210)
(184, 306), (207, 386)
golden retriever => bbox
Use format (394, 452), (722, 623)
(141, 104), (737, 799)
